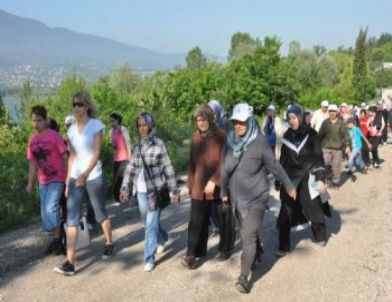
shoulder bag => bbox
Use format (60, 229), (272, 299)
(139, 143), (171, 209)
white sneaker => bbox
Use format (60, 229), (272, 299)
(144, 263), (154, 272)
(156, 244), (165, 254)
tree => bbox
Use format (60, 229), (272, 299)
(225, 36), (299, 113)
(111, 63), (140, 95)
(228, 32), (261, 61)
(352, 28), (376, 103)
(19, 80), (32, 102)
(186, 47), (206, 69)
(0, 95), (8, 125)
(313, 45), (327, 57)
(286, 41), (337, 96)
(377, 32), (392, 46)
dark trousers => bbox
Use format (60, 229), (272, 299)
(210, 201), (220, 229)
(236, 205), (265, 277)
(187, 199), (212, 257)
(113, 160), (128, 202)
(279, 221), (327, 252)
(217, 201), (236, 253)
(368, 136), (381, 165)
(361, 139), (371, 167)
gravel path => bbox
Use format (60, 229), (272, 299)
(0, 145), (391, 302)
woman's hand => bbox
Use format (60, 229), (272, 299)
(204, 181), (216, 199)
(288, 189), (297, 201)
(171, 193), (181, 204)
(119, 191), (128, 203)
(317, 181), (326, 193)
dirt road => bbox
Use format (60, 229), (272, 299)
(1, 145), (391, 302)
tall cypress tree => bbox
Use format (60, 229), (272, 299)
(352, 28), (372, 103)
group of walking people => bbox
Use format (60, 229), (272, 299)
(26, 92), (389, 293)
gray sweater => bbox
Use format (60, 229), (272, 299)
(221, 132), (294, 217)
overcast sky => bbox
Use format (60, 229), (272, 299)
(1, 0), (391, 55)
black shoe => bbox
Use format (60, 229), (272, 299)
(235, 275), (249, 294)
(181, 255), (197, 269)
(54, 261), (75, 276)
(217, 251), (231, 261)
(102, 244), (114, 260)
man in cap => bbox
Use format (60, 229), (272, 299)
(339, 102), (351, 122)
(311, 100), (329, 132)
(318, 104), (351, 188)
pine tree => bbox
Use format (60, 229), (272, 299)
(352, 28), (375, 103)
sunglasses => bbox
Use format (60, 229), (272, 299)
(73, 102), (85, 108)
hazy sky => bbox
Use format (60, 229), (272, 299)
(1, 0), (391, 56)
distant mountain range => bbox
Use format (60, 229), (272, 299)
(0, 9), (221, 71)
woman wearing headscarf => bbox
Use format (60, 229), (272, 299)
(277, 104), (331, 257)
(182, 104), (227, 269)
(208, 99), (232, 133)
(120, 112), (180, 272)
(221, 103), (296, 293)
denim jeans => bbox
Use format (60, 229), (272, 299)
(137, 192), (168, 265)
(66, 175), (108, 227)
(39, 182), (64, 231)
(347, 147), (365, 171)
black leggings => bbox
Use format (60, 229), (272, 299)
(368, 136), (381, 165)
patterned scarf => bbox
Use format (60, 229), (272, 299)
(227, 116), (260, 158)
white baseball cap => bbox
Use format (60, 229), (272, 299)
(267, 105), (276, 111)
(328, 104), (338, 112)
(340, 102), (347, 107)
(321, 100), (329, 107)
(230, 103), (253, 122)
(361, 102), (366, 107)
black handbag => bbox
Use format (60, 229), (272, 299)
(139, 143), (171, 209)
(155, 184), (170, 209)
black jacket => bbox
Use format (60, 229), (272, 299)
(280, 125), (326, 188)
(278, 125), (329, 226)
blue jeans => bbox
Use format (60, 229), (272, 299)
(39, 182), (64, 231)
(66, 175), (108, 227)
(347, 147), (365, 171)
(137, 192), (168, 265)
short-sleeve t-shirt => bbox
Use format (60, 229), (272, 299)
(349, 126), (363, 149)
(67, 118), (105, 181)
(27, 129), (68, 185)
